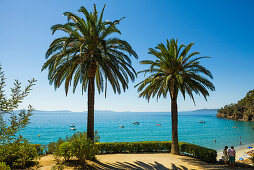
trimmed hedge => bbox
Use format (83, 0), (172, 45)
(96, 141), (217, 163)
(180, 143), (217, 163)
(96, 141), (171, 153)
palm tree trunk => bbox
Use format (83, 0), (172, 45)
(87, 77), (95, 141)
(171, 97), (180, 155)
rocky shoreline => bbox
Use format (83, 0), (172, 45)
(217, 89), (254, 121)
(216, 112), (254, 121)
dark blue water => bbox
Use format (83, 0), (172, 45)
(12, 110), (254, 150)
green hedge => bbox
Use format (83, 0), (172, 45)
(96, 141), (171, 153)
(179, 143), (217, 163)
(96, 141), (217, 163)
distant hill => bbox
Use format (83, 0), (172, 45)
(193, 109), (218, 112)
(33, 110), (73, 113)
(217, 89), (254, 121)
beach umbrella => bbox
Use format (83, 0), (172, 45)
(243, 154), (251, 158)
(247, 146), (253, 149)
(239, 157), (244, 161)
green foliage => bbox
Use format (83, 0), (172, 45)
(49, 132), (99, 164)
(47, 132), (100, 155)
(66, 131), (100, 143)
(0, 138), (39, 168)
(96, 141), (217, 163)
(0, 162), (11, 170)
(97, 141), (171, 153)
(179, 143), (217, 163)
(58, 142), (72, 161)
(135, 38), (214, 102)
(42, 4), (138, 96)
(0, 65), (37, 169)
(33, 144), (45, 155)
(0, 64), (36, 143)
(218, 89), (254, 120)
(70, 134), (99, 163)
(47, 138), (65, 154)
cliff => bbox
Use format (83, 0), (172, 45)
(217, 89), (254, 121)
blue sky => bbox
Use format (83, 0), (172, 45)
(0, 0), (253, 112)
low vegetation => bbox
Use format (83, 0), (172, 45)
(97, 141), (217, 163)
(217, 89), (254, 121)
(47, 131), (100, 167)
(0, 138), (40, 168)
(47, 139), (217, 163)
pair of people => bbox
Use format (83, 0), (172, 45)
(223, 146), (236, 169)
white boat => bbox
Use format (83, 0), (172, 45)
(198, 121), (206, 123)
(70, 127), (76, 130)
(133, 122), (139, 125)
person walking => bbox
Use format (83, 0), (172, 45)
(228, 146), (236, 169)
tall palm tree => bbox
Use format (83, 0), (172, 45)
(42, 4), (138, 141)
(135, 38), (215, 154)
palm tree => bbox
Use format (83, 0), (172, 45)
(135, 38), (215, 154)
(42, 4), (138, 141)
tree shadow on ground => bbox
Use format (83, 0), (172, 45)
(87, 161), (189, 170)
(180, 156), (254, 170)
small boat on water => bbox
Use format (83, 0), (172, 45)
(120, 125), (124, 128)
(133, 122), (139, 125)
(70, 124), (75, 127)
(198, 121), (206, 123)
(70, 127), (76, 130)
(156, 124), (161, 126)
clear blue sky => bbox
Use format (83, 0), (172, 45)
(0, 0), (253, 112)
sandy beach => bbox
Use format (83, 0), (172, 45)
(217, 143), (254, 165)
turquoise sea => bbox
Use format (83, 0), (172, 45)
(15, 110), (254, 150)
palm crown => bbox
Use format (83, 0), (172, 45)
(42, 4), (138, 96)
(136, 38), (215, 102)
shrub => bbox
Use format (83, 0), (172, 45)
(96, 141), (217, 163)
(46, 131), (100, 155)
(69, 132), (99, 164)
(0, 162), (11, 170)
(0, 139), (39, 168)
(47, 142), (56, 154)
(33, 144), (45, 155)
(51, 132), (99, 165)
(47, 138), (65, 154)
(59, 142), (72, 161)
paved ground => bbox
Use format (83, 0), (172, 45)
(33, 153), (253, 170)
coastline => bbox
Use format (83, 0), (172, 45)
(217, 143), (254, 162)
